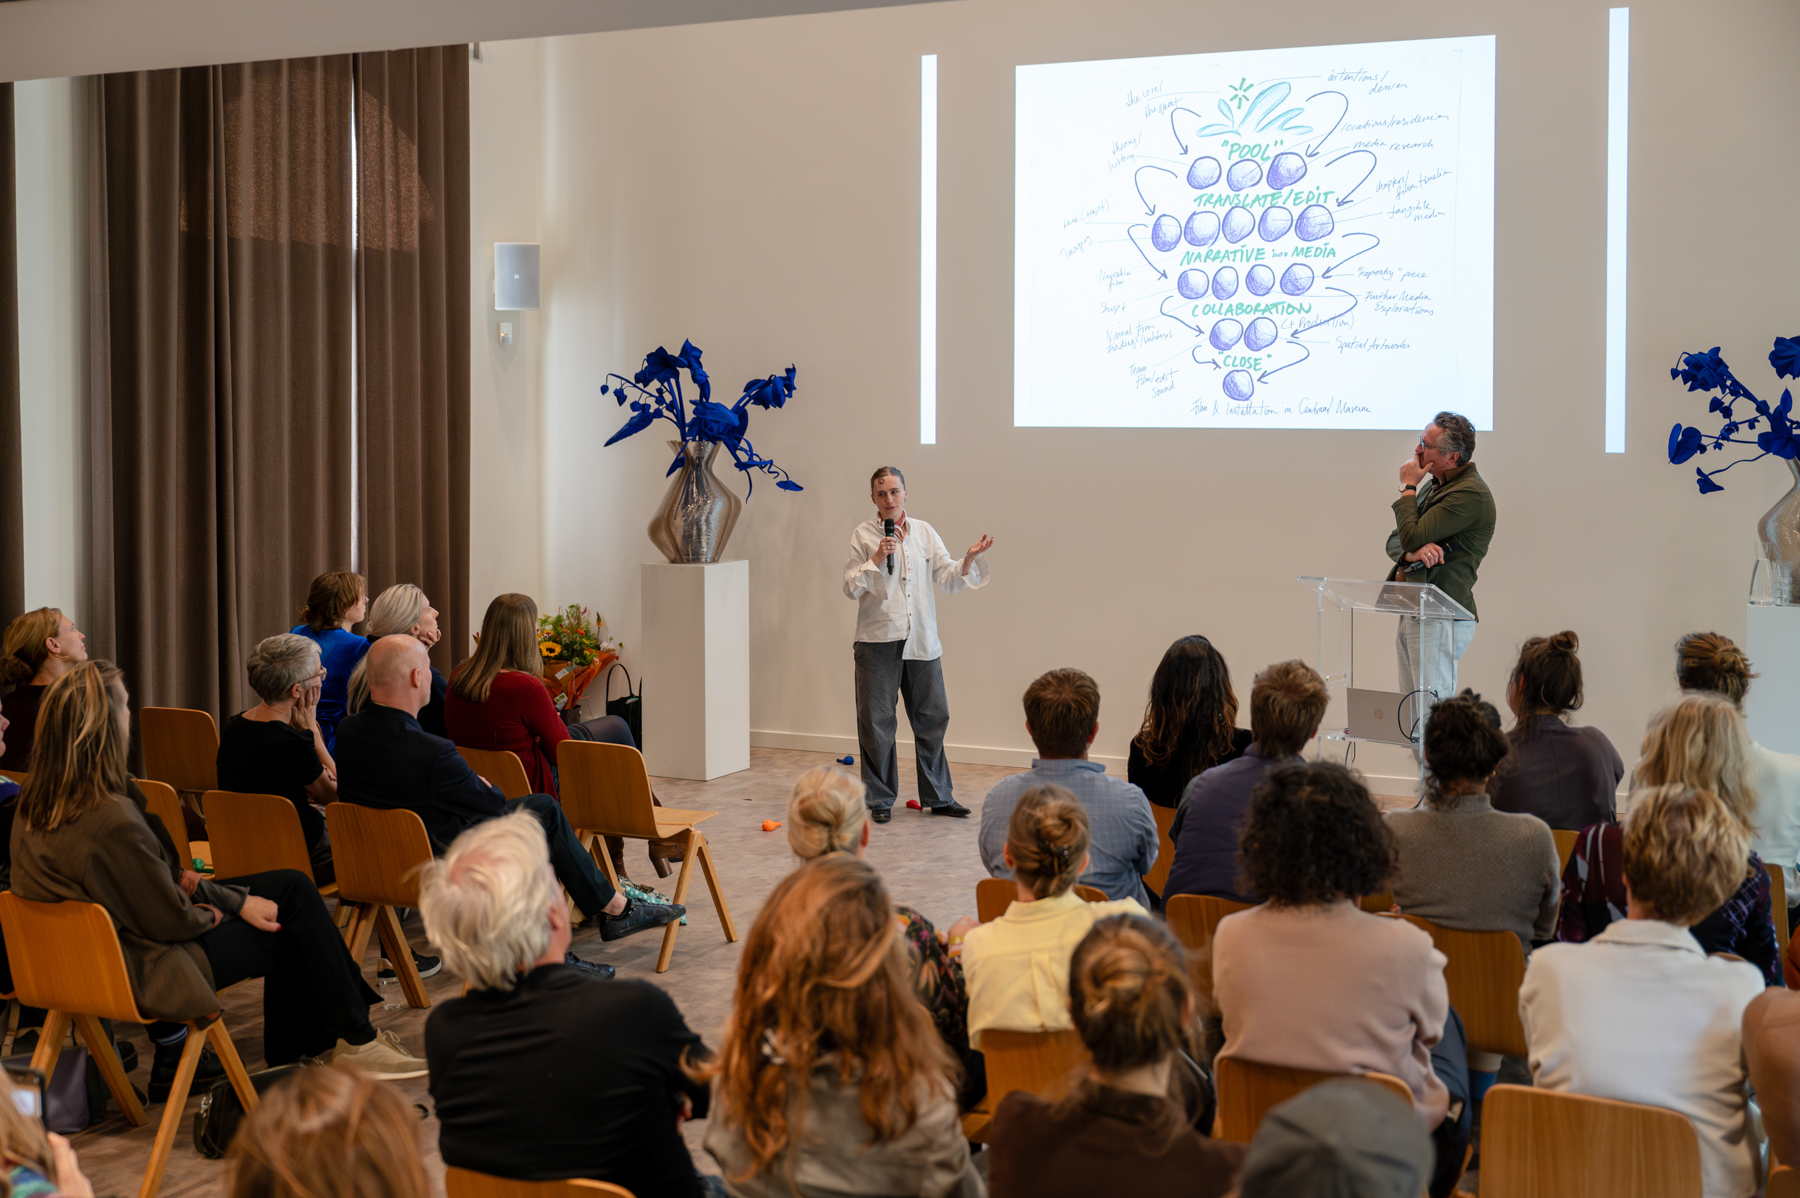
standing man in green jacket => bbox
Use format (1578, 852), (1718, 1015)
(1385, 411), (1496, 747)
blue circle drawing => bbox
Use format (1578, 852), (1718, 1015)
(1280, 263), (1316, 295)
(1223, 370), (1255, 401)
(1245, 264), (1275, 296)
(1245, 317), (1279, 351)
(1151, 214), (1183, 252)
(1177, 269), (1208, 300)
(1226, 159), (1263, 191)
(1221, 206), (1256, 244)
(1267, 152), (1308, 190)
(1209, 319), (1244, 351)
(1258, 206), (1293, 242)
(1295, 204), (1335, 242)
(1187, 157), (1222, 189)
(1184, 211), (1220, 247)
(1211, 267), (1239, 301)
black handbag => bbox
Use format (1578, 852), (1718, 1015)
(605, 664), (643, 751)
(193, 1063), (308, 1158)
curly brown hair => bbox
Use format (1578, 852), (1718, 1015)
(1239, 762), (1395, 906)
(1422, 689), (1509, 805)
(1134, 636), (1240, 787)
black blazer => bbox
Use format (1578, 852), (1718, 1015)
(334, 702), (506, 851)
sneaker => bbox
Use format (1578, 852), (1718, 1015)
(376, 949), (443, 982)
(332, 1029), (429, 1080)
(148, 1040), (224, 1103)
(598, 897), (686, 942)
(564, 951), (615, 980)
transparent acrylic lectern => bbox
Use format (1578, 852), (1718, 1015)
(1297, 577), (1476, 778)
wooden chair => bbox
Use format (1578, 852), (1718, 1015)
(139, 779), (195, 867)
(325, 803), (434, 1008)
(961, 1028), (1090, 1142)
(444, 1169), (633, 1198)
(0, 892), (256, 1198)
(1770, 1164), (1800, 1198)
(1478, 1084), (1703, 1198)
(1553, 828), (1581, 874)
(1213, 1055), (1413, 1143)
(139, 706), (220, 799)
(203, 790), (337, 897)
(1074, 884), (1107, 903)
(975, 879), (1114, 924)
(1164, 894), (1253, 1004)
(1143, 803), (1178, 897)
(1359, 890), (1395, 913)
(456, 747), (533, 801)
(557, 742), (737, 973)
(1401, 915), (1527, 1058)
(0, 769), (23, 785)
(1767, 861), (1790, 957)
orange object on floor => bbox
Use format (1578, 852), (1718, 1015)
(762, 820), (782, 832)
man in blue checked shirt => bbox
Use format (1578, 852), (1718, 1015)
(978, 668), (1159, 906)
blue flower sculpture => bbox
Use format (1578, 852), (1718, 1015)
(602, 340), (802, 494)
(1667, 336), (1800, 494)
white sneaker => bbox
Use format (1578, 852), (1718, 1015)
(332, 1029), (429, 1079)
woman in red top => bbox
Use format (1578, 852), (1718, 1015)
(444, 594), (635, 797)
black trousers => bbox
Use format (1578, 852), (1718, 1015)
(150, 868), (378, 1066)
(505, 795), (618, 920)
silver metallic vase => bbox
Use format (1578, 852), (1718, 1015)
(648, 440), (744, 564)
(1759, 458), (1800, 604)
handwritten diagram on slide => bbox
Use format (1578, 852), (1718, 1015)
(1014, 36), (1494, 430)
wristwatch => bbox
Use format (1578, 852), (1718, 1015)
(1400, 482), (1418, 494)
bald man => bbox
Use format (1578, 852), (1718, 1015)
(335, 636), (684, 964)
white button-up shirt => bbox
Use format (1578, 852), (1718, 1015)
(1520, 918), (1766, 1198)
(842, 515), (988, 660)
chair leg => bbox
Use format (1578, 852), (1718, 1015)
(138, 1026), (209, 1198)
(72, 1013), (145, 1127)
(205, 1018), (257, 1110)
(372, 905), (430, 1009)
(695, 833), (738, 942)
(346, 903), (380, 967)
(333, 897), (358, 932)
(29, 1010), (71, 1082)
(655, 832), (700, 974)
(581, 829), (622, 892)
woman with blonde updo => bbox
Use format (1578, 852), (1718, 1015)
(1556, 693), (1780, 985)
(345, 584), (447, 736)
(0, 607), (88, 772)
(700, 854), (981, 1198)
(959, 785), (1146, 1049)
(1488, 631), (1624, 830)
(1675, 630), (1800, 913)
(785, 766), (981, 1105)
(987, 915), (1243, 1197)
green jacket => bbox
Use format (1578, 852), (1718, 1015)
(1384, 462), (1496, 620)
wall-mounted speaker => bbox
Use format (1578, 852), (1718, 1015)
(494, 243), (540, 310)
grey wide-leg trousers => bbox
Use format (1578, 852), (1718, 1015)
(853, 639), (954, 810)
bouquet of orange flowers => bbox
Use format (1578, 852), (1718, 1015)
(537, 605), (621, 715)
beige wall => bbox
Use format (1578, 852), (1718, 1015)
(467, 0), (1800, 784)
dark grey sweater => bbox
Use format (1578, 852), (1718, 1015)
(1386, 791), (1561, 949)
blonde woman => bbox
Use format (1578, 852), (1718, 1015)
(1556, 694), (1779, 984)
(0, 607), (88, 772)
(346, 584), (446, 736)
(786, 766), (980, 1104)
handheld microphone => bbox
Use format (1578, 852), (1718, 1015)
(884, 518), (896, 574)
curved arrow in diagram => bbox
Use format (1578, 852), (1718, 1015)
(1325, 149), (1379, 206)
(1125, 225), (1169, 278)
(1134, 164), (1179, 215)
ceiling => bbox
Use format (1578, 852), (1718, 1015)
(0, 0), (948, 83)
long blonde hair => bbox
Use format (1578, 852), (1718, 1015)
(0, 609), (62, 690)
(786, 766), (868, 859)
(18, 661), (130, 832)
(1635, 693), (1759, 833)
(449, 594), (539, 704)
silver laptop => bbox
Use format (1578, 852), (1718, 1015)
(1346, 687), (1424, 746)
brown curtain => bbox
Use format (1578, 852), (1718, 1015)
(86, 61), (356, 718)
(354, 47), (470, 674)
(0, 82), (23, 622)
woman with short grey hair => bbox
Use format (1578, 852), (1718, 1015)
(347, 583), (448, 736)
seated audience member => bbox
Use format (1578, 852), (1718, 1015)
(0, 1071), (92, 1198)
(216, 634), (338, 885)
(1235, 1079), (1434, 1198)
(334, 635), (681, 954)
(227, 1064), (429, 1198)
(290, 571), (371, 754)
(1675, 630), (1800, 908)
(1488, 632), (1624, 829)
(962, 786), (1146, 1047)
(10, 662), (426, 1093)
(787, 766), (980, 1102)
(0, 608), (88, 773)
(700, 854), (981, 1198)
(986, 914), (1244, 1198)
(1165, 660), (1329, 902)
(1387, 690), (1560, 949)
(419, 814), (718, 1198)
(346, 584), (448, 738)
(1127, 636), (1250, 809)
(979, 668), (1158, 904)
(1522, 784), (1765, 1198)
(1744, 987), (1800, 1170)
(444, 593), (635, 796)
(1557, 693), (1780, 985)
(1212, 762), (1469, 1198)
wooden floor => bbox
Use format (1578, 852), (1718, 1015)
(77, 748), (1016, 1198)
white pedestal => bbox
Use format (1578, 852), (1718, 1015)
(1746, 604), (1800, 756)
(640, 561), (750, 781)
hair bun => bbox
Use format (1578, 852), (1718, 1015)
(1549, 631), (1579, 655)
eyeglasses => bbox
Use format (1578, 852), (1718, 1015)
(1418, 436), (1442, 451)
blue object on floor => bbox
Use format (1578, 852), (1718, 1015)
(837, 755), (855, 765)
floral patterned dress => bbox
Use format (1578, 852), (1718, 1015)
(895, 906), (984, 1107)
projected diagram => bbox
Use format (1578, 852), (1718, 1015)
(1014, 37), (1494, 430)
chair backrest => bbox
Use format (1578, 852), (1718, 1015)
(325, 803), (434, 908)
(979, 1028), (1090, 1110)
(1769, 1164), (1800, 1198)
(976, 877), (1016, 923)
(0, 769), (24, 785)
(1767, 862), (1790, 957)
(1073, 884), (1108, 904)
(139, 707), (220, 795)
(1359, 890), (1395, 913)
(1143, 803), (1178, 895)
(1401, 914), (1528, 1058)
(1553, 828), (1581, 874)
(204, 791), (315, 882)
(1165, 893), (1254, 1004)
(1213, 1055), (1413, 1143)
(1479, 1084), (1703, 1198)
(138, 779), (193, 866)
(557, 741), (661, 839)
(444, 1168), (633, 1198)
(0, 892), (148, 1024)
(456, 747), (533, 802)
